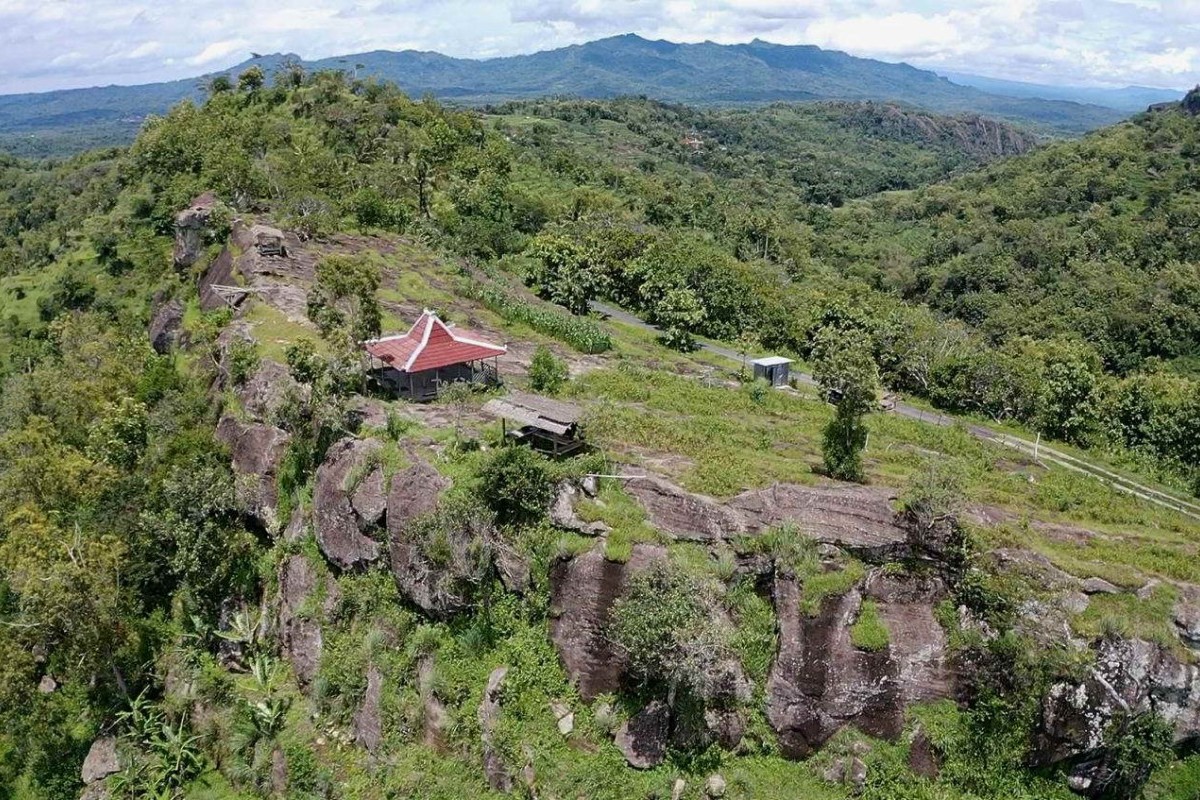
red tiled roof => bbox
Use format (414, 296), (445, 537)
(364, 310), (506, 373)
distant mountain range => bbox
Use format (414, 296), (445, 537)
(937, 71), (1185, 112)
(0, 34), (1144, 157)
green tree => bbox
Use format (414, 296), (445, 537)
(528, 345), (569, 395)
(237, 65), (265, 94)
(307, 254), (382, 343)
(813, 328), (879, 482)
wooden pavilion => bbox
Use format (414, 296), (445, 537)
(364, 310), (506, 401)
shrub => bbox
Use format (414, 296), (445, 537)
(477, 445), (555, 528)
(226, 339), (260, 386)
(528, 345), (569, 394)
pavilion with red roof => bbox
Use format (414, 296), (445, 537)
(364, 310), (506, 401)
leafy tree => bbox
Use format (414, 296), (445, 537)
(813, 327), (879, 482)
(307, 253), (382, 343)
(526, 231), (606, 315)
(237, 65), (265, 94)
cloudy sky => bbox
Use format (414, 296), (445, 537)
(0, 0), (1197, 95)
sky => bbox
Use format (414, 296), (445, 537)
(0, 0), (1197, 95)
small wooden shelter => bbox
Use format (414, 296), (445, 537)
(752, 356), (792, 387)
(483, 392), (585, 456)
(364, 310), (506, 401)
(250, 224), (285, 256)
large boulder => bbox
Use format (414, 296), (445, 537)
(215, 416), (291, 531)
(277, 555), (338, 687)
(766, 569), (953, 757)
(236, 359), (306, 424)
(1035, 636), (1200, 795)
(625, 475), (911, 562)
(313, 438), (384, 570)
(547, 544), (667, 700)
(386, 459), (450, 537)
(480, 667), (512, 792)
(389, 500), (495, 618)
(173, 192), (217, 271)
(352, 665), (384, 753)
(81, 736), (120, 784)
(614, 700), (671, 769)
(148, 298), (184, 355)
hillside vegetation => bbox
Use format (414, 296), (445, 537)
(0, 69), (1198, 800)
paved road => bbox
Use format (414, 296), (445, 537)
(591, 301), (1200, 523)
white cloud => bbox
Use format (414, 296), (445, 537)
(0, 0), (1195, 94)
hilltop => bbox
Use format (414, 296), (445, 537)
(0, 74), (1199, 800)
(0, 35), (1128, 157)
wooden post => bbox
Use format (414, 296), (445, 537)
(1034, 432), (1041, 463)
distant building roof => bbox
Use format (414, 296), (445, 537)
(752, 356), (793, 367)
(364, 310), (506, 373)
(483, 391), (582, 436)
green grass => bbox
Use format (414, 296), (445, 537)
(850, 599), (890, 652)
(242, 301), (326, 362)
(1072, 583), (1183, 655)
(574, 480), (664, 563)
(801, 560), (866, 616)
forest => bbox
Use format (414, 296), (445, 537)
(0, 65), (1198, 800)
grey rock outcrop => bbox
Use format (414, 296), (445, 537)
(215, 415), (290, 530)
(81, 736), (120, 785)
(148, 298), (184, 355)
(386, 459), (450, 537)
(1036, 636), (1200, 794)
(277, 555), (337, 687)
(314, 438), (383, 569)
(389, 497), (493, 619)
(236, 359), (305, 424)
(352, 665), (384, 752)
(614, 700), (671, 769)
(480, 667), (512, 792)
(625, 476), (911, 561)
(547, 544), (667, 700)
(549, 482), (609, 535)
(766, 569), (953, 757)
(418, 655), (449, 750)
(173, 193), (217, 271)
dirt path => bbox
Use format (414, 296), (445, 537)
(589, 301), (1200, 524)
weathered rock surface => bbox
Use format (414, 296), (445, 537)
(277, 555), (336, 687)
(148, 298), (184, 355)
(314, 438), (384, 569)
(389, 495), (493, 618)
(215, 415), (291, 530)
(237, 359), (305, 424)
(1081, 577), (1120, 595)
(350, 466), (387, 528)
(766, 569), (953, 757)
(625, 476), (911, 561)
(352, 665), (383, 752)
(81, 736), (120, 784)
(418, 655), (449, 750)
(173, 192), (216, 271)
(614, 700), (671, 769)
(549, 482), (610, 535)
(480, 667), (512, 792)
(386, 459), (450, 537)
(547, 544), (667, 700)
(908, 723), (940, 778)
(1036, 636), (1200, 795)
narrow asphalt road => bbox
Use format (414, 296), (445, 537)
(590, 300), (1200, 523)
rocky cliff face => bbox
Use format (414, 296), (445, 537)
(767, 571), (953, 757)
